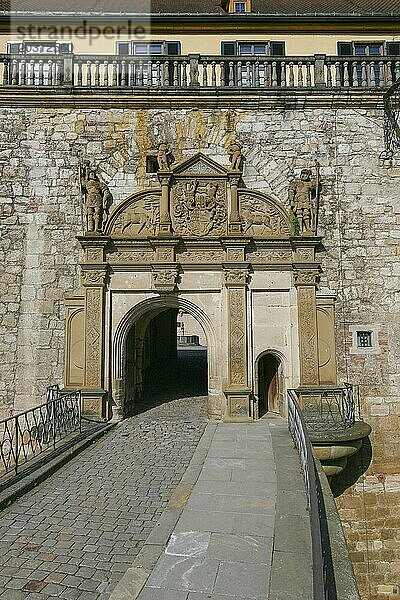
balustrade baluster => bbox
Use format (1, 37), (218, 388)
(56, 60), (62, 85)
(128, 61), (134, 86)
(145, 60), (151, 86)
(264, 61), (269, 86)
(395, 61), (400, 81)
(378, 61), (384, 87)
(77, 61), (82, 86)
(370, 61), (376, 87)
(361, 61), (367, 86)
(306, 62), (312, 86)
(163, 61), (169, 86)
(48, 60), (53, 85)
(86, 61), (91, 87)
(343, 61), (349, 87)
(11, 59), (18, 85)
(237, 61), (242, 87)
(246, 61), (251, 86)
(254, 61), (259, 87)
(94, 61), (100, 86)
(137, 61), (143, 86)
(297, 62), (303, 87)
(281, 61), (286, 87)
(20, 60), (26, 85)
(229, 61), (234, 86)
(28, 60), (35, 85)
(272, 61), (277, 86)
(211, 61), (216, 87)
(121, 60), (127, 86)
(156, 61), (162, 86)
(288, 61), (294, 86)
(182, 61), (188, 86)
(2, 59), (9, 85)
(202, 61), (208, 86)
(104, 61), (109, 87)
(38, 60), (44, 85)
(387, 61), (393, 85)
(112, 61), (117, 86)
(326, 62), (332, 87)
(171, 61), (177, 86)
(219, 61), (224, 86)
(352, 62), (358, 87)
(334, 62), (340, 86)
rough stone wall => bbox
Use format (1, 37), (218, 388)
(0, 104), (399, 597)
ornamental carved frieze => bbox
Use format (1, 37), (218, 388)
(239, 192), (291, 238)
(85, 287), (102, 387)
(109, 250), (154, 263)
(152, 268), (180, 293)
(224, 269), (251, 286)
(178, 250), (225, 263)
(294, 269), (320, 287)
(81, 269), (108, 287)
(229, 288), (247, 386)
(246, 249), (292, 263)
(172, 179), (227, 237)
(111, 194), (160, 237)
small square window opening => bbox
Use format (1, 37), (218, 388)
(234, 2), (247, 13)
(146, 156), (159, 173)
(357, 331), (372, 348)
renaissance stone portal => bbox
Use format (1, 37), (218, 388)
(64, 151), (337, 421)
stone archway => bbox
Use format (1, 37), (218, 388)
(255, 350), (286, 418)
(111, 296), (221, 421)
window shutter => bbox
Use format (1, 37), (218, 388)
(221, 42), (236, 56)
(338, 42), (353, 55)
(117, 42), (131, 56)
(165, 42), (181, 55)
(387, 42), (400, 56)
(270, 42), (285, 56)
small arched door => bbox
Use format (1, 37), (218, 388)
(257, 353), (283, 417)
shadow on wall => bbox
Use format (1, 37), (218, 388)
(330, 437), (373, 498)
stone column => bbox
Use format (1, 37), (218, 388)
(223, 267), (252, 421)
(294, 269), (320, 386)
(81, 267), (108, 418)
(228, 174), (242, 234)
(158, 174), (172, 234)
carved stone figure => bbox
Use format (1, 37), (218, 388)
(157, 143), (170, 171)
(112, 196), (160, 236)
(229, 143), (242, 171)
(79, 162), (112, 233)
(288, 168), (319, 234)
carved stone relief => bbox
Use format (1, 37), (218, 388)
(85, 287), (103, 387)
(229, 288), (247, 386)
(246, 249), (292, 263)
(112, 195), (160, 236)
(224, 269), (250, 286)
(178, 250), (224, 263)
(239, 193), (291, 237)
(152, 268), (180, 292)
(109, 250), (154, 263)
(294, 269), (319, 287)
(81, 269), (108, 287)
(297, 286), (319, 386)
(172, 179), (227, 237)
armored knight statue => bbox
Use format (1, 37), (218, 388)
(288, 165), (320, 234)
(79, 161), (112, 233)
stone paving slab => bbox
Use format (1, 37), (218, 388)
(137, 415), (313, 600)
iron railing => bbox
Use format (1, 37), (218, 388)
(0, 53), (398, 89)
(298, 383), (361, 432)
(287, 389), (337, 600)
(0, 385), (82, 478)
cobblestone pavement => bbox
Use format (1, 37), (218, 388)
(0, 395), (207, 599)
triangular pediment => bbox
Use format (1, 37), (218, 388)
(172, 153), (229, 177)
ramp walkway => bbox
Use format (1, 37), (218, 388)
(113, 416), (313, 600)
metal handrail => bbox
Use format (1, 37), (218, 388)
(0, 386), (82, 478)
(287, 389), (337, 600)
(298, 383), (360, 432)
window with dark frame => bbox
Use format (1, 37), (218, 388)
(356, 331), (373, 348)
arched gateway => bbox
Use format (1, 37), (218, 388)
(63, 152), (337, 421)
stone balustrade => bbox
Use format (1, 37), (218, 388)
(0, 52), (399, 89)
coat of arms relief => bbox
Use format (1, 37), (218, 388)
(172, 179), (227, 237)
